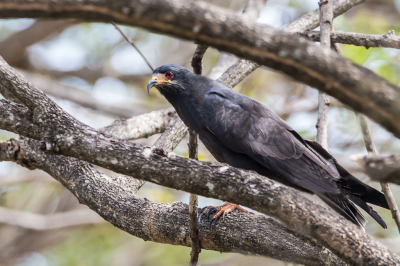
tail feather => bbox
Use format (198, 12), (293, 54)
(335, 166), (389, 209)
(319, 193), (367, 228)
(320, 193), (387, 229)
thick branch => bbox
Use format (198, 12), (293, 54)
(0, 138), (345, 266)
(0, 64), (397, 266)
(300, 30), (400, 49)
(2, 0), (400, 138)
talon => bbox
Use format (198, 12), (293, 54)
(222, 211), (226, 221)
(209, 218), (215, 228)
(198, 212), (205, 223)
(199, 206), (207, 214)
(207, 207), (217, 220)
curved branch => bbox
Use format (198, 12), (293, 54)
(0, 60), (398, 266)
(0, 138), (345, 266)
(1, 0), (400, 138)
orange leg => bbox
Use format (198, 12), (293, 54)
(198, 202), (249, 228)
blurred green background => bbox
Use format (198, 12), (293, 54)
(0, 0), (400, 265)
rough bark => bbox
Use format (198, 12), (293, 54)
(300, 29), (400, 49)
(0, 60), (398, 266)
(100, 108), (177, 140)
(1, 0), (400, 138)
(0, 138), (345, 266)
(188, 130), (200, 266)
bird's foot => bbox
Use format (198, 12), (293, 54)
(198, 202), (249, 228)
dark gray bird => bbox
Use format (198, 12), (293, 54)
(147, 64), (389, 228)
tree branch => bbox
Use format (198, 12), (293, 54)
(188, 43), (207, 266)
(0, 60), (398, 266)
(300, 30), (400, 49)
(111, 21), (154, 71)
(100, 108), (177, 140)
(191, 44), (208, 75)
(0, 138), (345, 266)
(315, 0), (332, 149)
(359, 115), (400, 233)
(2, 0), (400, 138)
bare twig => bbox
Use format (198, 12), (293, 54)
(188, 42), (207, 266)
(111, 21), (154, 72)
(300, 30), (400, 49)
(191, 45), (208, 75)
(315, 0), (332, 149)
(188, 130), (200, 266)
(359, 115), (400, 233)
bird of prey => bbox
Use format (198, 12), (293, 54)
(147, 64), (389, 229)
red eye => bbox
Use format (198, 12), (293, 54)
(165, 71), (174, 79)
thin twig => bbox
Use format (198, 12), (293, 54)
(191, 44), (208, 75)
(188, 129), (200, 266)
(315, 0), (332, 149)
(359, 115), (400, 233)
(299, 30), (400, 49)
(111, 21), (154, 72)
(188, 43), (205, 266)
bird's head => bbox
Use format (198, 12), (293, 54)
(147, 64), (194, 96)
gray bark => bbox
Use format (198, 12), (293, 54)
(0, 57), (398, 266)
(0, 138), (345, 266)
(0, 0), (399, 138)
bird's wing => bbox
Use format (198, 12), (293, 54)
(204, 89), (341, 193)
(203, 88), (386, 228)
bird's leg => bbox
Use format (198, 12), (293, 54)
(198, 202), (249, 228)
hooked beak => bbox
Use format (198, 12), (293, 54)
(147, 80), (157, 96)
(147, 74), (171, 96)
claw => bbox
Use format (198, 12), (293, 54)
(209, 218), (215, 229)
(198, 212), (205, 223)
(222, 211), (226, 221)
(207, 207), (217, 220)
(199, 206), (207, 214)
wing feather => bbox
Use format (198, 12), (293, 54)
(204, 89), (340, 194)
